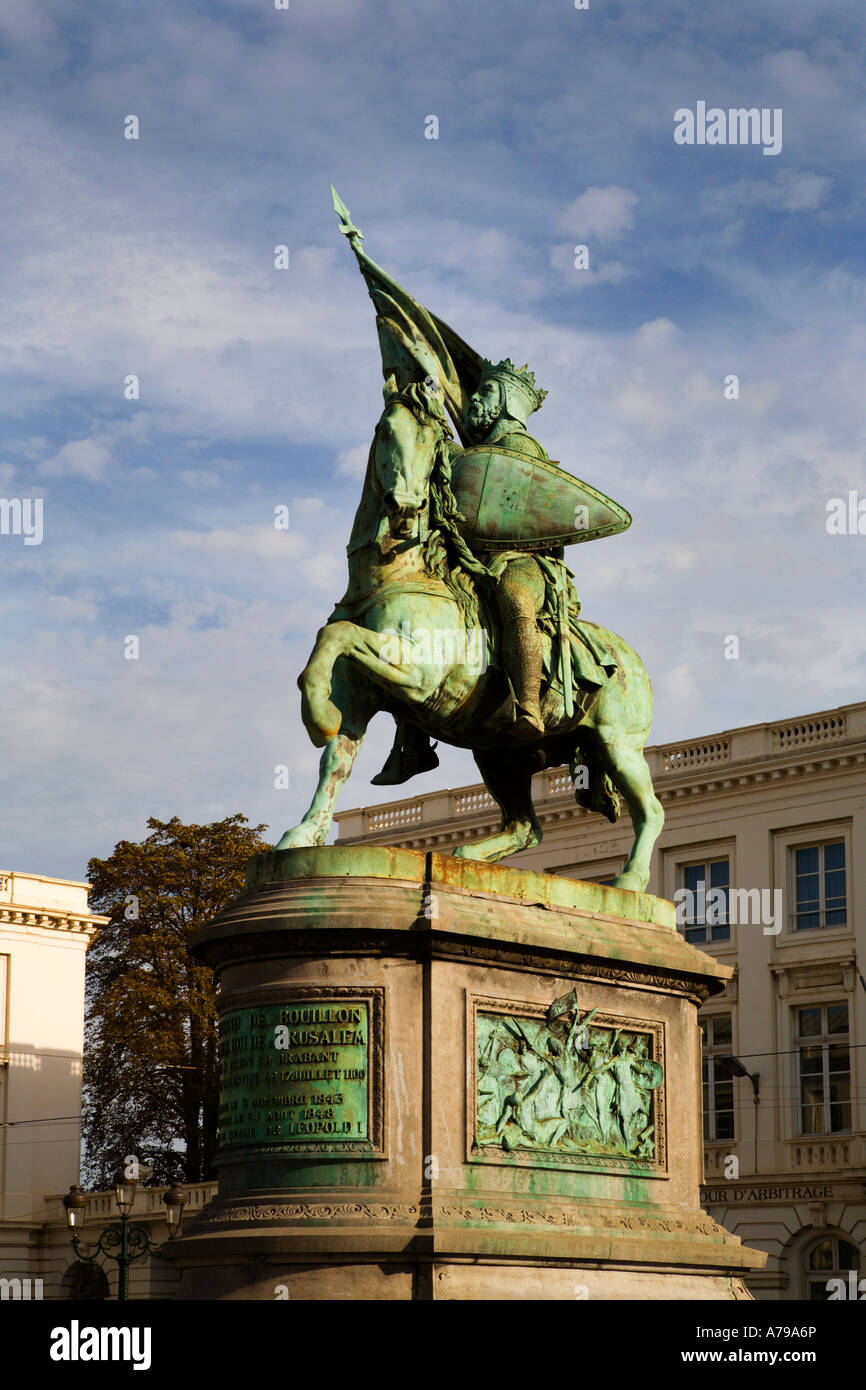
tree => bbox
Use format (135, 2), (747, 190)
(83, 814), (269, 1188)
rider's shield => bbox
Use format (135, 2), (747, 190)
(450, 446), (631, 550)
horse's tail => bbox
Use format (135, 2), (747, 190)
(569, 745), (621, 823)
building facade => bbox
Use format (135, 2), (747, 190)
(0, 871), (221, 1301)
(0, 870), (106, 1297)
(335, 701), (866, 1300)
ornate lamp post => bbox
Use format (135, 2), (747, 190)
(63, 1178), (187, 1301)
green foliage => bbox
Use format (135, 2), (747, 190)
(83, 814), (268, 1188)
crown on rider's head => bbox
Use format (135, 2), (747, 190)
(480, 358), (548, 417)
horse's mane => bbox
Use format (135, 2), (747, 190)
(393, 382), (496, 636)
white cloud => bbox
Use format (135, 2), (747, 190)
(703, 170), (832, 217)
(42, 438), (112, 481)
(44, 595), (99, 622)
(664, 546), (697, 572)
(293, 496), (326, 515)
(170, 524), (304, 561)
(178, 469), (220, 490)
(548, 244), (631, 288)
(554, 187), (638, 243)
(336, 443), (370, 479)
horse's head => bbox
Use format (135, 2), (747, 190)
(373, 380), (451, 540)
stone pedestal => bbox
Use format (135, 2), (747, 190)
(169, 846), (764, 1299)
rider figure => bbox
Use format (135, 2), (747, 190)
(373, 358), (560, 785)
(465, 359), (555, 740)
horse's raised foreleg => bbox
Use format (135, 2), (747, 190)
(453, 748), (542, 863)
(275, 661), (373, 850)
(300, 619), (427, 748)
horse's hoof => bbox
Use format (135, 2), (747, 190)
(610, 871), (646, 893)
(301, 691), (342, 748)
(452, 843), (488, 862)
(274, 825), (319, 851)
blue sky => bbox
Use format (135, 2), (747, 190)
(2, 0), (865, 880)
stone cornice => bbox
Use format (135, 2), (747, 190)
(0, 905), (107, 938)
(651, 743), (866, 802)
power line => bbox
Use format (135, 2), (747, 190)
(701, 1043), (866, 1061)
(0, 1116), (81, 1127)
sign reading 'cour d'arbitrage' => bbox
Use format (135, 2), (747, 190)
(217, 992), (383, 1156)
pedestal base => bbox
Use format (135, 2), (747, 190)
(173, 1256), (752, 1302)
(169, 847), (765, 1300)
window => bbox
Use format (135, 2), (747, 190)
(700, 1013), (735, 1141)
(680, 859), (730, 944)
(796, 1004), (851, 1134)
(793, 841), (847, 930)
(61, 1261), (110, 1300)
(805, 1237), (860, 1300)
(554, 865), (623, 887)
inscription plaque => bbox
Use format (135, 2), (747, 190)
(218, 994), (380, 1156)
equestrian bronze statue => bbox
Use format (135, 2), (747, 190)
(275, 189), (664, 891)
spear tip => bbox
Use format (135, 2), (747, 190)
(330, 183), (363, 244)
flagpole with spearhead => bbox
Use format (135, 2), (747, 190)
(330, 183), (364, 254)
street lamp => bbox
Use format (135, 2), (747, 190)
(162, 1186), (187, 1233)
(114, 1176), (137, 1216)
(62, 1180), (187, 1301)
(717, 1053), (760, 1171)
(63, 1184), (88, 1229)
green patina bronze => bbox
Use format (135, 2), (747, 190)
(474, 991), (664, 1170)
(276, 189), (664, 893)
(218, 1000), (371, 1155)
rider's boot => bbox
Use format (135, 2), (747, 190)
(371, 721), (439, 785)
(507, 617), (545, 739)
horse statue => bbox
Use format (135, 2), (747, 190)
(275, 377), (664, 892)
